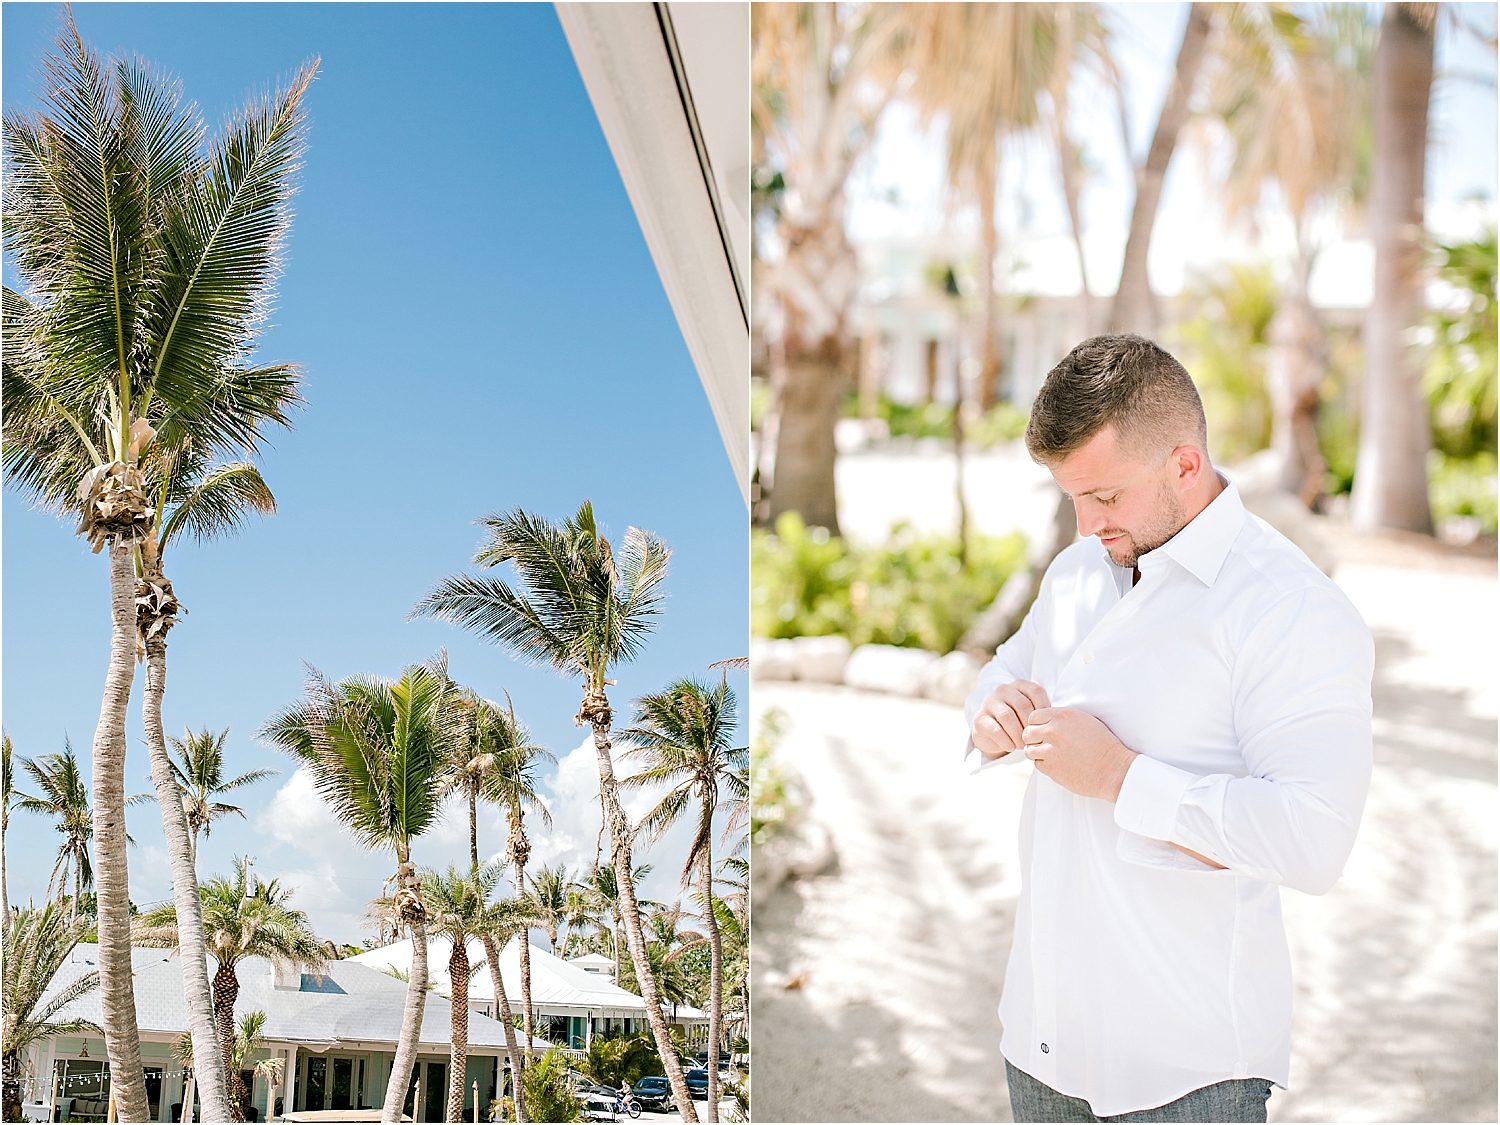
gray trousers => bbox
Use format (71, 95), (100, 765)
(1005, 1060), (1273, 1123)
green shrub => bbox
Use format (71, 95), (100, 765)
(501, 1048), (582, 1123)
(752, 512), (1027, 654)
(1425, 230), (1497, 459)
(843, 392), (1030, 449)
(750, 707), (795, 849)
(580, 1031), (665, 1089)
(1429, 451), (1498, 534)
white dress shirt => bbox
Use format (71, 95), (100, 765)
(965, 480), (1373, 1117)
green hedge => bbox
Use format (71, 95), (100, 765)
(752, 513), (1026, 654)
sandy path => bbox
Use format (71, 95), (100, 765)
(751, 559), (1497, 1123)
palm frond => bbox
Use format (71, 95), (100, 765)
(158, 460), (275, 547)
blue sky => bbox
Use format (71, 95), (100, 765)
(3, 3), (748, 941)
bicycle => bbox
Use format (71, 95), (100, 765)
(612, 1094), (642, 1119)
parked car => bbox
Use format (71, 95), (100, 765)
(579, 1090), (618, 1122)
(684, 1068), (710, 1100)
(630, 1076), (674, 1112)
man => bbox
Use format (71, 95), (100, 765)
(967, 334), (1373, 1123)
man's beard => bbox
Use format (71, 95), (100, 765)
(1100, 474), (1189, 569)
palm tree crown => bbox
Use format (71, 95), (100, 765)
(413, 501), (669, 710)
(260, 660), (455, 862)
(165, 727), (279, 855)
(620, 677), (746, 883)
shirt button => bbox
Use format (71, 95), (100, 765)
(1040, 1043), (1050, 1053)
(1083, 653), (1093, 664)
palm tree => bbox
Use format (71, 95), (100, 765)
(16, 742), (117, 915)
(527, 863), (574, 955)
(752, 4), (916, 532)
(135, 857), (324, 1121)
(1205, 4), (1376, 502)
(2, 732), (24, 920)
(577, 862), (659, 989)
(1351, 2), (1439, 533)
(163, 728), (280, 863)
(2, 903), (101, 1121)
(412, 501), (697, 1119)
(481, 701), (553, 1066)
(423, 865), (543, 1124)
(1108, 3), (1215, 336)
(620, 677), (746, 1120)
(260, 659), (454, 1125)
(906, 5), (1062, 406)
(2, 19), (314, 1116)
(441, 703), (534, 1125)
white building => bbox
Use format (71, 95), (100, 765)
(19, 944), (547, 1123)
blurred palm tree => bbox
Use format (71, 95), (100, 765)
(135, 857), (325, 1121)
(1205, 3), (1376, 499)
(906, 4), (1064, 405)
(1109, 4), (1217, 335)
(2, 904), (100, 1121)
(620, 676), (746, 1120)
(164, 728), (281, 862)
(413, 501), (696, 1120)
(260, 659), (454, 1125)
(1352, 2), (1440, 532)
(753, 3), (916, 532)
(2, 17), (312, 1115)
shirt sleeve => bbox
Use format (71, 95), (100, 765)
(962, 570), (1047, 771)
(1113, 584), (1374, 895)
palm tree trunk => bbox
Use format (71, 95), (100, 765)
(977, 156), (1003, 408)
(447, 937), (471, 1124)
(1267, 246), (1328, 504)
(1351, 2), (1436, 533)
(513, 859), (535, 1064)
(3, 1048), (23, 1123)
(480, 934), (527, 1124)
(142, 635), (232, 1124)
(381, 847), (429, 1125)
(585, 704), (698, 1123)
(766, 349), (849, 534)
(212, 959), (249, 1121)
(91, 537), (149, 1122)
(698, 857), (723, 1123)
(469, 791), (526, 1123)
(1108, 3), (1214, 336)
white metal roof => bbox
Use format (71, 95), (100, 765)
(350, 936), (706, 1024)
(42, 945), (547, 1054)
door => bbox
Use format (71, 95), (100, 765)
(331, 1058), (353, 1111)
(304, 1057), (326, 1112)
(144, 1067), (163, 1121)
(423, 1062), (446, 1123)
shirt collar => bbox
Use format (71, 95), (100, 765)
(1136, 475), (1246, 587)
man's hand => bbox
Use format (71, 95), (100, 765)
(972, 680), (1051, 762)
(1021, 707), (1138, 802)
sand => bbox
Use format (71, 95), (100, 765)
(751, 546), (1497, 1123)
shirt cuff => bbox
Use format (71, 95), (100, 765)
(963, 735), (1025, 773)
(1114, 754), (1199, 841)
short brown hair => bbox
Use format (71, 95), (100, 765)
(1024, 334), (1207, 464)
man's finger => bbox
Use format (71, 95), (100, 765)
(1021, 721), (1046, 745)
(1027, 707), (1056, 725)
(1015, 680), (1051, 711)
